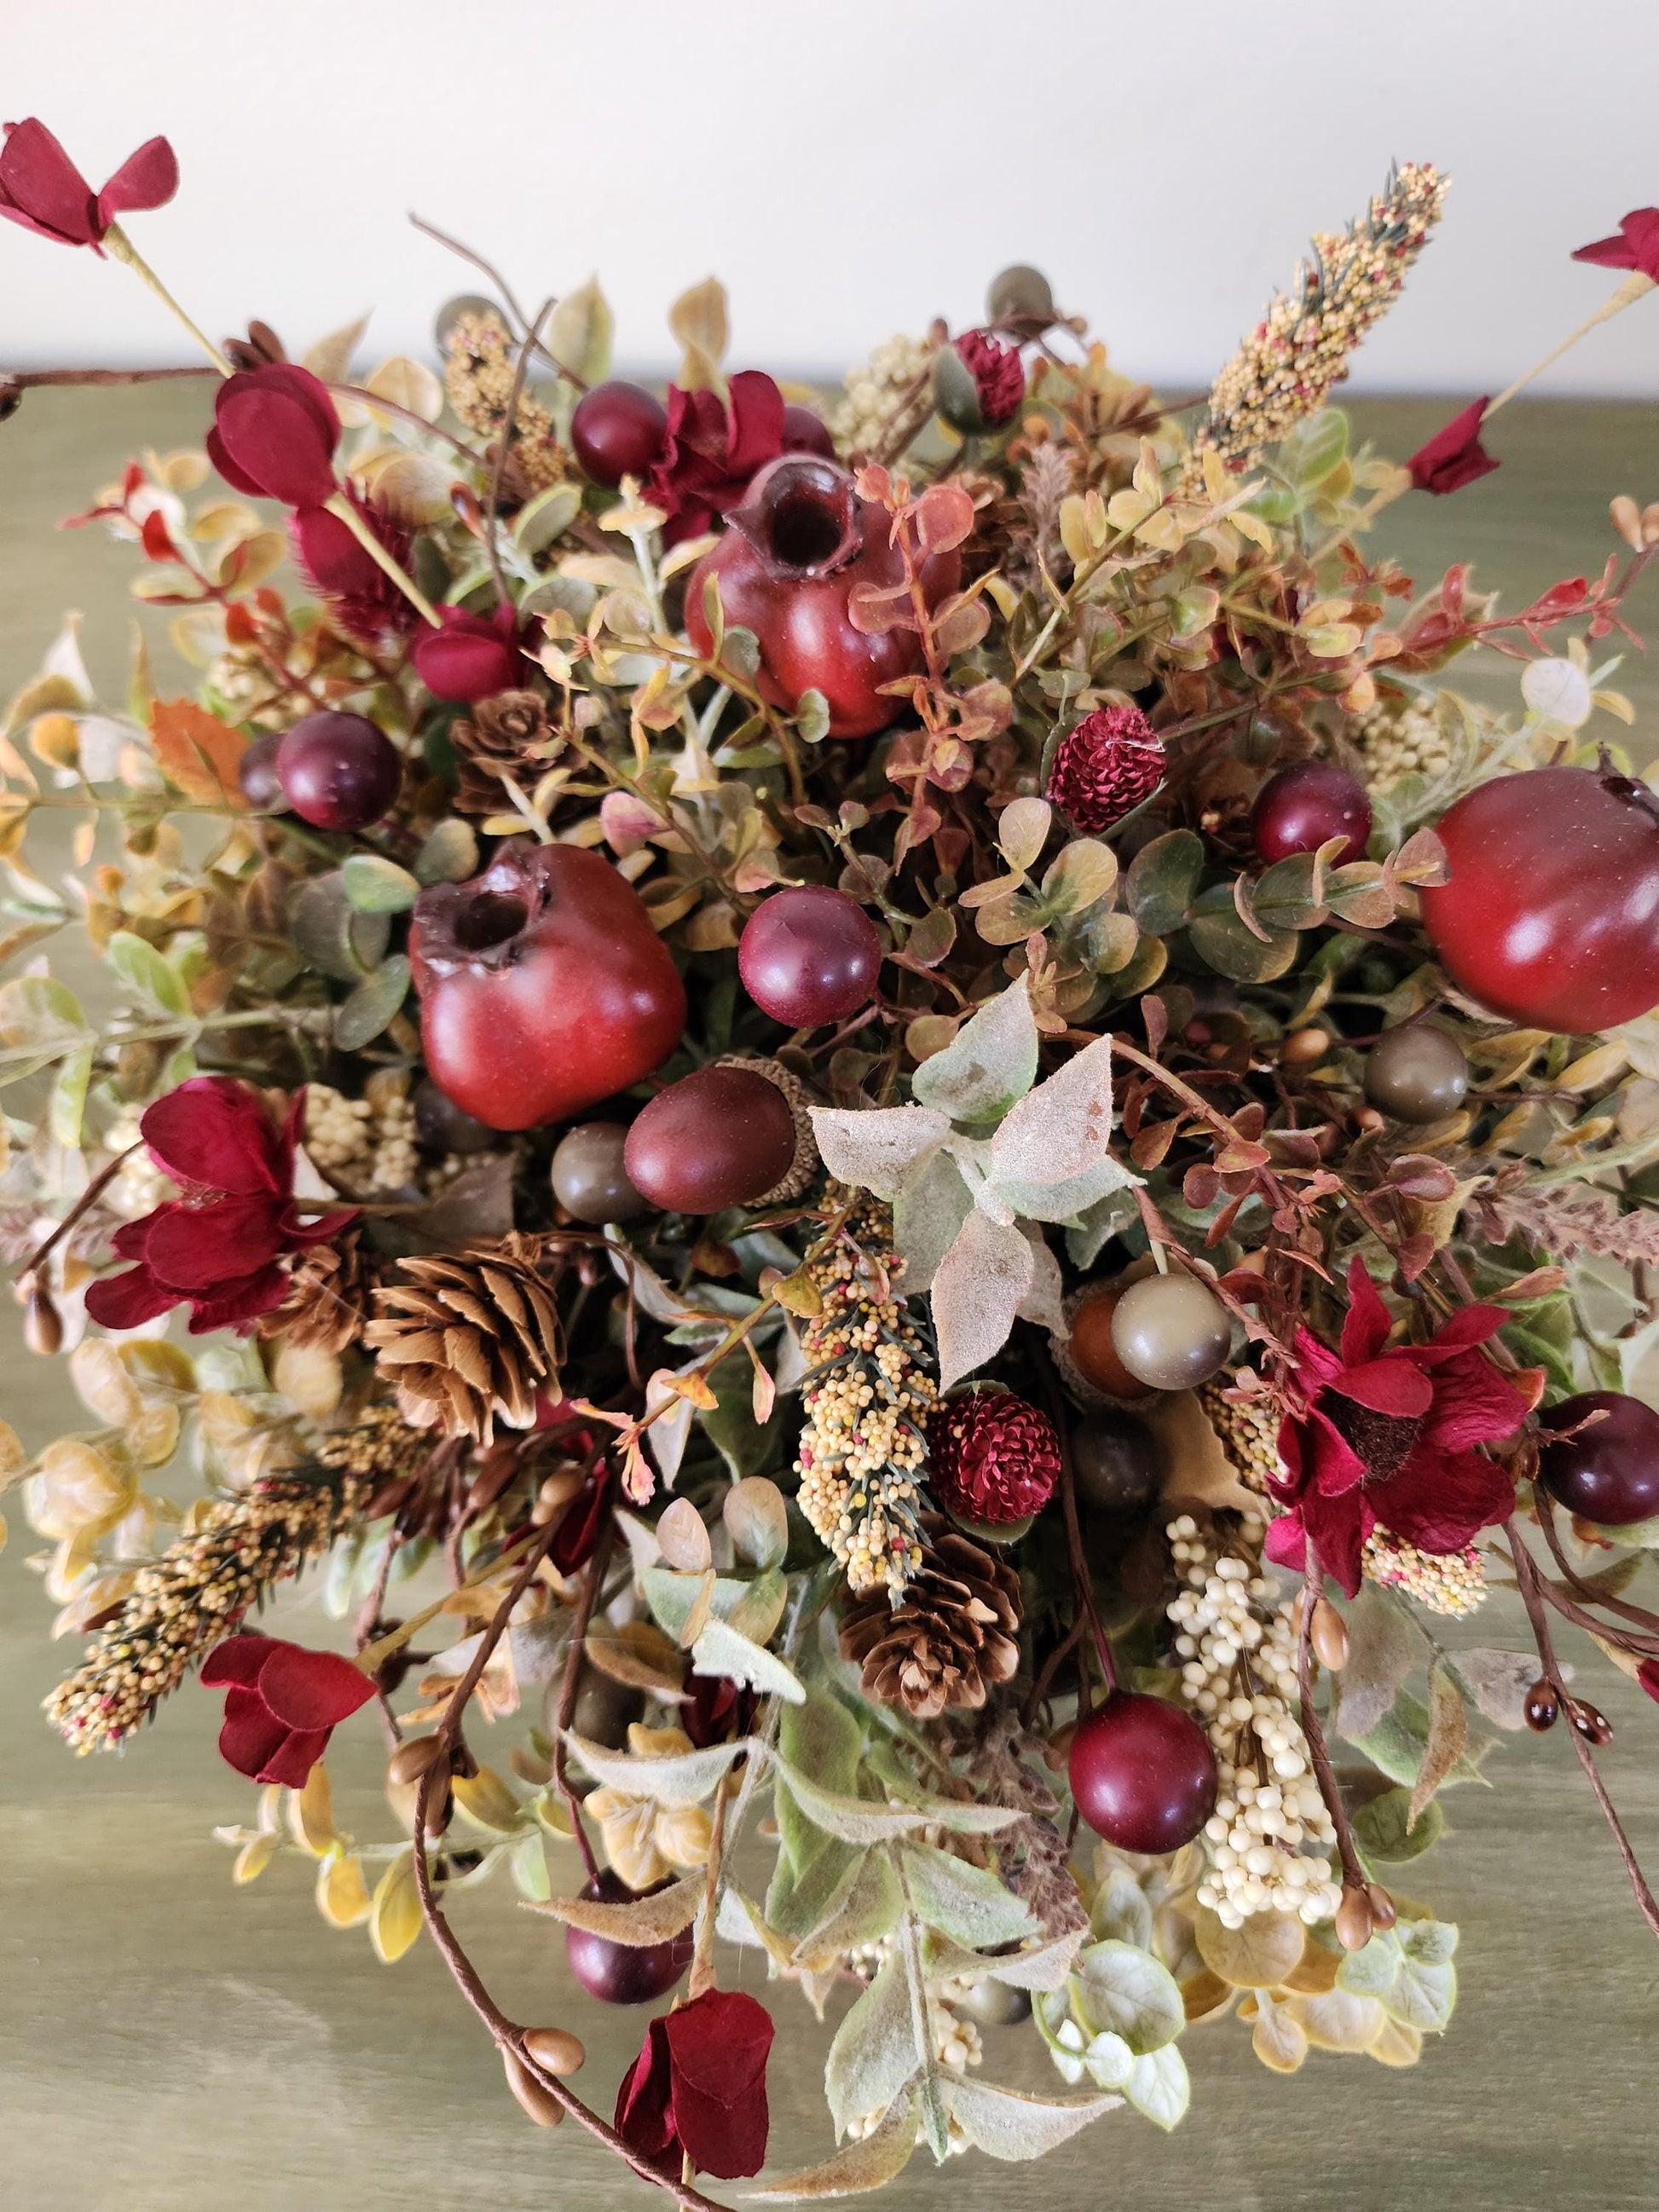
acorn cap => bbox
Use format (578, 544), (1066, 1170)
(714, 1054), (818, 1204)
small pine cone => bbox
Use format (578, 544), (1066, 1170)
(840, 1514), (1021, 1721)
(450, 690), (554, 816)
(714, 1054), (818, 1203)
(262, 1225), (374, 1355)
(928, 1387), (1059, 1525)
(1044, 705), (1165, 833)
(363, 1233), (562, 1445)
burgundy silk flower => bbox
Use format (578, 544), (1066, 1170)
(956, 330), (1026, 427)
(0, 118), (177, 250)
(647, 370), (787, 546)
(207, 363), (342, 510)
(616, 1988), (774, 2180)
(1406, 399), (1500, 496)
(84, 1076), (356, 1336)
(200, 1634), (376, 1787)
(1263, 1258), (1526, 1596)
(1571, 207), (1659, 285)
(411, 604), (524, 702)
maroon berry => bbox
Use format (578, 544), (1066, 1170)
(624, 1065), (796, 1215)
(570, 381), (668, 487)
(238, 730), (288, 811)
(738, 887), (882, 1028)
(275, 711), (402, 831)
(1251, 762), (1372, 866)
(1523, 1678), (1559, 1732)
(1538, 1391), (1659, 1526)
(564, 1871), (691, 2004)
(1068, 1693), (1217, 1853)
(1044, 706), (1166, 834)
(928, 1388), (1061, 1526)
(781, 403), (836, 459)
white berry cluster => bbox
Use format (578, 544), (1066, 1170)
(1364, 1526), (1487, 1617)
(1165, 1515), (1342, 1929)
(1351, 688), (1449, 794)
(303, 1078), (418, 1193)
(832, 332), (935, 459)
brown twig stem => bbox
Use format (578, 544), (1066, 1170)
(1295, 1542), (1367, 1890)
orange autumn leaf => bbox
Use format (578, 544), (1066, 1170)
(150, 699), (249, 809)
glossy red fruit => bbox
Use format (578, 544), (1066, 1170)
(738, 886), (882, 1027)
(409, 842), (685, 1133)
(275, 711), (402, 831)
(1068, 1692), (1218, 1853)
(1538, 1390), (1659, 1526)
(569, 380), (668, 487)
(781, 403), (835, 458)
(1251, 762), (1372, 866)
(624, 1065), (796, 1215)
(565, 1871), (692, 2005)
(1420, 766), (1659, 1031)
(685, 453), (961, 739)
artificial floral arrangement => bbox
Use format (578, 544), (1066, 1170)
(5, 115), (1659, 2199)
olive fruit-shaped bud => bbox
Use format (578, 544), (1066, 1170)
(1110, 1273), (1232, 1393)
(1537, 1390), (1659, 1526)
(952, 1977), (1032, 2028)
(21, 1278), (63, 1356)
(521, 2026), (586, 2076)
(1067, 1693), (1217, 1853)
(1071, 1410), (1162, 1513)
(987, 263), (1055, 326)
(1568, 1697), (1614, 1746)
(551, 1122), (650, 1223)
(1363, 1023), (1470, 1123)
(1335, 1885), (1375, 1952)
(1309, 1597), (1350, 1671)
(1066, 1283), (1157, 1402)
(501, 2047), (564, 2127)
(624, 1064), (797, 1215)
(564, 1871), (692, 2004)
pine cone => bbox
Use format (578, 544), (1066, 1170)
(450, 690), (554, 817)
(262, 1224), (374, 1354)
(1044, 705), (1165, 833)
(363, 1233), (562, 1444)
(839, 1515), (1021, 1720)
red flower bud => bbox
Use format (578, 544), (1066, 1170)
(411, 604), (525, 702)
(201, 1634), (376, 1788)
(616, 1988), (773, 2180)
(1044, 704), (1166, 832)
(1406, 398), (1500, 497)
(207, 363), (341, 510)
(1572, 207), (1659, 285)
(928, 1387), (1061, 1525)
(955, 329), (1026, 427)
(0, 118), (176, 251)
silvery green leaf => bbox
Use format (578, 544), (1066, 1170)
(1335, 1584), (1423, 1741)
(1336, 1929), (1401, 1999)
(1066, 1186), (1142, 1270)
(1448, 1646), (1560, 1730)
(945, 2076), (1120, 2162)
(930, 1205), (1033, 1389)
(560, 1730), (753, 1806)
(547, 277), (613, 386)
(899, 1840), (1038, 1949)
(1090, 1868), (1153, 1951)
(781, 1688), (865, 1793)
(1120, 2045), (1190, 2132)
(1351, 1787), (1444, 1864)
(915, 1799), (1021, 1836)
(892, 1148), (972, 1295)
(49, 1042), (94, 1148)
(1080, 2030), (1135, 2089)
(106, 929), (188, 1014)
(925, 1928), (1085, 1992)
(413, 817), (479, 885)
(747, 2088), (920, 2198)
(810, 1103), (951, 1201)
(772, 1761), (941, 1843)
(1399, 1916), (1459, 1967)
(825, 1952), (922, 2140)
(1386, 1949), (1458, 2034)
(1069, 1939), (1184, 2055)
(1346, 1688), (1492, 1791)
(910, 977), (1038, 1128)
(986, 1031), (1129, 1187)
(512, 480), (583, 553)
(333, 955), (409, 1049)
(793, 1849), (904, 1970)
(1016, 1226), (1067, 1331)
(991, 1153), (1140, 1227)
(691, 1614), (806, 1704)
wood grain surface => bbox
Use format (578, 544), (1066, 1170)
(2, 385), (1656, 2211)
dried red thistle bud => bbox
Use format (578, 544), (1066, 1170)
(928, 1387), (1061, 1526)
(292, 495), (418, 648)
(0, 118), (176, 251)
(954, 329), (1026, 427)
(1407, 398), (1500, 496)
(200, 1633), (376, 1787)
(207, 363), (341, 510)
(1044, 704), (1166, 832)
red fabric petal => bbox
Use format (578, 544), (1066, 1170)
(663, 1990), (773, 2180)
(291, 505), (383, 597)
(212, 371), (339, 508)
(1298, 1481), (1371, 1598)
(1375, 1444), (1514, 1554)
(1413, 1302), (1508, 1360)
(615, 2019), (677, 2166)
(1302, 1407), (1369, 1499)
(1290, 1325), (1344, 1395)
(205, 424), (269, 500)
(84, 1261), (179, 1331)
(1327, 1355), (1434, 1419)
(253, 1723), (332, 1788)
(1637, 1657), (1659, 1706)
(95, 136), (179, 226)
(143, 1193), (286, 1291)
(0, 118), (97, 245)
(722, 371), (787, 483)
(201, 1634), (288, 1689)
(281, 1204), (361, 1249)
(217, 1687), (295, 1782)
(410, 609), (524, 703)
(1339, 1257), (1393, 1366)
(1421, 1351), (1529, 1452)
(186, 1262), (291, 1334)
(1263, 1511), (1307, 1574)
(1572, 209), (1659, 283)
(256, 1643), (377, 1730)
(142, 1075), (285, 1195)
(1407, 399), (1500, 496)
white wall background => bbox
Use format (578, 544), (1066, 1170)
(5, 0), (1659, 395)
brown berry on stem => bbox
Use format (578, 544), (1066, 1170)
(1335, 1884), (1375, 1951)
(1067, 1284), (1156, 1402)
(1523, 1678), (1559, 1732)
(1110, 1273), (1232, 1393)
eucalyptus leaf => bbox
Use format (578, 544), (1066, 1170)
(1126, 829), (1203, 935)
(413, 817), (479, 886)
(1069, 1940), (1184, 2055)
(945, 2076), (1120, 2162)
(333, 955), (411, 1049)
(1090, 1868), (1154, 1950)
(105, 929), (188, 1014)
(899, 1840), (1037, 1950)
(1119, 2045), (1190, 2132)
(810, 1103), (950, 1202)
(825, 1952), (922, 2140)
(910, 978), (1038, 1128)
(342, 853), (421, 913)
(1188, 887), (1299, 983)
